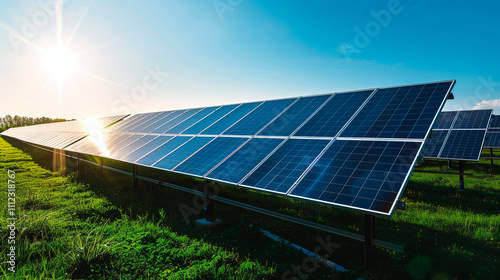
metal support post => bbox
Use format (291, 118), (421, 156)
(132, 165), (138, 188)
(458, 160), (465, 191)
(364, 214), (375, 270)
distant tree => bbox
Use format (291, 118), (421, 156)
(0, 115), (71, 132)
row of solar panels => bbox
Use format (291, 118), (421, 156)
(1, 81), (455, 217)
(421, 109), (493, 161)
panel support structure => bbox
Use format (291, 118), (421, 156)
(364, 214), (375, 270)
(205, 181), (216, 221)
(99, 157), (103, 173)
(132, 165), (138, 188)
(458, 160), (465, 191)
(491, 148), (494, 169)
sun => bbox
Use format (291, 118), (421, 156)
(41, 46), (75, 78)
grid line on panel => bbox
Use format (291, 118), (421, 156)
(252, 98), (301, 136)
(201, 102), (263, 135)
(132, 111), (175, 133)
(135, 136), (193, 166)
(182, 104), (241, 135)
(258, 94), (332, 137)
(164, 107), (221, 134)
(152, 137), (215, 170)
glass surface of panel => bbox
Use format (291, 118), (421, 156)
(121, 136), (173, 162)
(153, 137), (214, 170)
(241, 139), (329, 193)
(489, 115), (500, 129)
(421, 130), (449, 158)
(296, 91), (372, 137)
(111, 135), (157, 159)
(258, 95), (331, 136)
(129, 111), (174, 133)
(207, 138), (284, 183)
(151, 109), (202, 134)
(174, 137), (249, 176)
(439, 130), (486, 160)
(147, 110), (188, 134)
(182, 104), (239, 135)
(340, 81), (453, 139)
(165, 106), (220, 134)
(452, 110), (492, 129)
(136, 136), (192, 166)
(290, 140), (421, 215)
(483, 132), (500, 148)
(201, 102), (262, 135)
(433, 111), (457, 129)
(223, 98), (296, 136)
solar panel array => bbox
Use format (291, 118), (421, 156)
(1, 81), (455, 217)
(421, 109), (492, 160)
(484, 115), (500, 148)
(1, 115), (127, 150)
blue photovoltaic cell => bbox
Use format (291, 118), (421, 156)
(421, 130), (449, 158)
(130, 111), (175, 133)
(151, 109), (203, 134)
(341, 81), (453, 139)
(182, 104), (239, 135)
(121, 136), (173, 162)
(432, 111), (457, 129)
(111, 135), (157, 159)
(241, 139), (329, 193)
(107, 135), (142, 156)
(258, 95), (331, 136)
(452, 110), (492, 129)
(153, 137), (214, 170)
(140, 110), (188, 133)
(290, 140), (421, 214)
(164, 106), (220, 134)
(296, 91), (372, 137)
(136, 136), (192, 166)
(206, 138), (284, 183)
(484, 133), (500, 148)
(439, 130), (486, 160)
(107, 114), (148, 132)
(117, 112), (161, 132)
(489, 115), (500, 129)
(174, 137), (249, 176)
(223, 98), (297, 136)
(201, 102), (262, 135)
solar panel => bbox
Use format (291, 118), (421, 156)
(289, 140), (421, 214)
(206, 138), (285, 183)
(174, 137), (249, 176)
(258, 95), (330, 136)
(340, 83), (451, 139)
(152, 137), (214, 170)
(421, 109), (492, 160)
(241, 139), (331, 193)
(484, 132), (500, 148)
(1, 80), (455, 217)
(222, 98), (297, 136)
(295, 91), (373, 137)
(433, 111), (458, 129)
(438, 130), (487, 160)
(453, 110), (492, 129)
(489, 115), (500, 129)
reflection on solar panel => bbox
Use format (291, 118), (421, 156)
(1, 80), (455, 217)
(421, 109), (492, 160)
(1, 115), (127, 149)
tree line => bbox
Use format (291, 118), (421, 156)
(0, 115), (71, 132)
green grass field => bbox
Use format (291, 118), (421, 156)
(1, 136), (499, 279)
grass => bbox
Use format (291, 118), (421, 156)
(1, 136), (499, 279)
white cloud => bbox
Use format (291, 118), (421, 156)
(473, 99), (500, 110)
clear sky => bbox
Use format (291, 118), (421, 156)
(0, 0), (499, 119)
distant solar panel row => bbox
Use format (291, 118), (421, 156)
(1, 81), (455, 217)
(483, 115), (500, 148)
(421, 109), (492, 160)
(0, 115), (127, 149)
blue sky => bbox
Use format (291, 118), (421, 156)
(0, 0), (499, 119)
